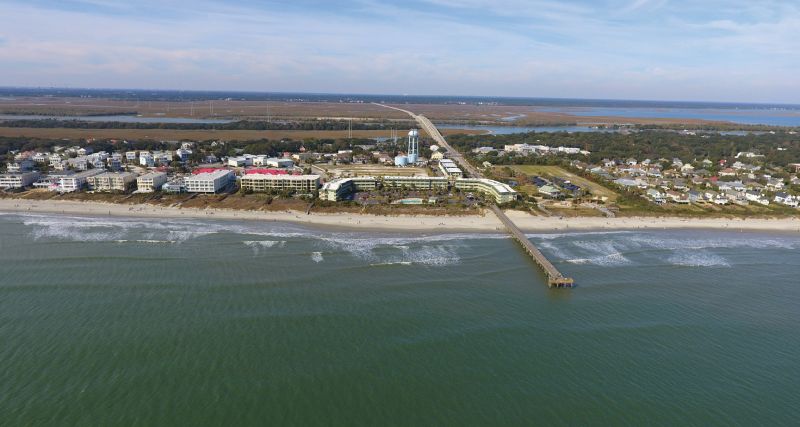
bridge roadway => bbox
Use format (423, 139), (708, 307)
(373, 103), (575, 288)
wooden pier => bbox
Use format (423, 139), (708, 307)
(490, 205), (575, 288)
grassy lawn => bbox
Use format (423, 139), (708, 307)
(506, 165), (619, 201)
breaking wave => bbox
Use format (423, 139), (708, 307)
(531, 231), (800, 268)
(243, 240), (287, 255)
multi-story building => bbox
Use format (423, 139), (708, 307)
(382, 176), (448, 190)
(438, 159), (463, 178)
(0, 171), (41, 189)
(266, 158), (294, 168)
(86, 172), (137, 192)
(454, 178), (518, 204)
(240, 174), (320, 193)
(175, 148), (192, 162)
(227, 156), (253, 168)
(107, 157), (122, 171)
(184, 170), (233, 193)
(139, 153), (155, 167)
(162, 178), (186, 193)
(48, 154), (63, 167)
(68, 157), (89, 171)
(320, 176), (379, 201)
(136, 172), (168, 192)
(57, 169), (104, 192)
(319, 175), (517, 204)
(6, 160), (34, 173)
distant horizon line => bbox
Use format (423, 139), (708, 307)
(1, 85), (798, 108)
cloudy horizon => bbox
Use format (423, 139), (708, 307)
(1, 0), (798, 103)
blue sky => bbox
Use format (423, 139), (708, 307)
(0, 0), (798, 102)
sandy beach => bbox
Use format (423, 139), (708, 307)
(2, 198), (800, 233)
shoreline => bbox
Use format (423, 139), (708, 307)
(2, 198), (800, 234)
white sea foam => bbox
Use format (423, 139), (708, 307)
(115, 239), (177, 244)
(370, 261), (413, 266)
(316, 234), (465, 266)
(243, 240), (286, 255)
(311, 252), (324, 263)
(540, 237), (638, 266)
(533, 229), (800, 268)
(666, 251), (731, 267)
(243, 240), (285, 248)
(526, 230), (633, 240)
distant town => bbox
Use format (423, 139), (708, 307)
(2, 124), (800, 215)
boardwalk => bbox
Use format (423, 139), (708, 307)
(374, 103), (575, 288)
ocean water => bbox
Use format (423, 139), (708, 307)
(1, 213), (799, 425)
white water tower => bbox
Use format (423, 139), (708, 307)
(407, 129), (419, 164)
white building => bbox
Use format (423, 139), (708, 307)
(31, 153), (48, 163)
(185, 170), (233, 193)
(57, 169), (104, 192)
(48, 154), (63, 166)
(320, 176), (379, 201)
(68, 157), (89, 171)
(0, 172), (41, 189)
(438, 159), (463, 178)
(175, 148), (192, 162)
(266, 158), (294, 168)
(136, 172), (168, 192)
(454, 178), (517, 203)
(6, 160), (34, 173)
(774, 192), (799, 208)
(140, 153), (155, 167)
(319, 176), (517, 204)
(382, 176), (449, 190)
(251, 155), (269, 167)
(227, 156), (253, 168)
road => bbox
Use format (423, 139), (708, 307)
(373, 103), (480, 177)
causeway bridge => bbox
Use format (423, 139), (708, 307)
(373, 103), (575, 288)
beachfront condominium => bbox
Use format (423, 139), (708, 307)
(381, 176), (449, 190)
(0, 171), (41, 189)
(454, 178), (518, 204)
(86, 172), (138, 192)
(319, 175), (517, 204)
(184, 170), (234, 193)
(240, 174), (320, 193)
(320, 176), (380, 201)
(57, 169), (105, 192)
(136, 172), (168, 193)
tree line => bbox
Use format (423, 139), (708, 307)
(446, 130), (800, 167)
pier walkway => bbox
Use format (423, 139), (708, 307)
(490, 206), (575, 287)
(374, 103), (575, 288)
